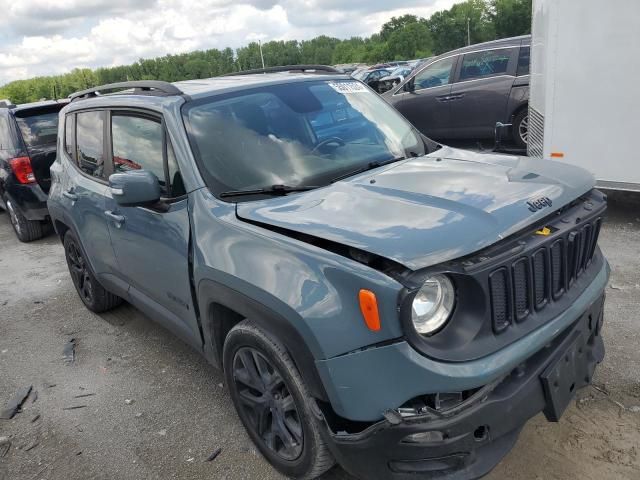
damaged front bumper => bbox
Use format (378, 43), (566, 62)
(317, 293), (606, 480)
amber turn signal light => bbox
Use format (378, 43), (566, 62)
(359, 289), (381, 331)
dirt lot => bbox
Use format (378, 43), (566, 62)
(0, 192), (639, 480)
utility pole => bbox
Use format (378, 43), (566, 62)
(258, 40), (265, 70)
(467, 18), (471, 46)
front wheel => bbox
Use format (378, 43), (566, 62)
(224, 320), (334, 479)
(512, 109), (529, 149)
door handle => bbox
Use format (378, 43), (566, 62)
(449, 94), (465, 101)
(63, 190), (78, 201)
(104, 210), (125, 228)
(436, 95), (452, 102)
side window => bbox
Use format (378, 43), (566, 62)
(413, 57), (456, 90)
(459, 48), (511, 81)
(76, 111), (105, 180)
(517, 46), (530, 76)
(167, 141), (186, 197)
(0, 116), (11, 150)
(111, 114), (166, 192)
(64, 114), (74, 157)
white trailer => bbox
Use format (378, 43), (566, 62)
(528, 0), (640, 191)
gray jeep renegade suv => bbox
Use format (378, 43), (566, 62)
(48, 67), (609, 480)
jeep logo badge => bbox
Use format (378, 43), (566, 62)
(527, 196), (553, 212)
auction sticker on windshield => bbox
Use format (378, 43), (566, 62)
(328, 81), (368, 93)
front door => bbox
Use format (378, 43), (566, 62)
(390, 56), (458, 137)
(103, 111), (199, 346)
(448, 47), (517, 138)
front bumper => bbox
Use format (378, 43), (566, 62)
(320, 293), (606, 480)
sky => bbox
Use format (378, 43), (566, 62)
(0, 0), (462, 86)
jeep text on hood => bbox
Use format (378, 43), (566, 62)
(236, 146), (596, 271)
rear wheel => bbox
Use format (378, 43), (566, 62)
(63, 230), (122, 313)
(512, 109), (529, 149)
(224, 320), (334, 479)
(3, 195), (43, 242)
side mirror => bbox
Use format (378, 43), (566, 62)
(403, 79), (415, 93)
(109, 170), (161, 206)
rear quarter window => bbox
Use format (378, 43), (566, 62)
(517, 46), (530, 76)
(0, 116), (12, 150)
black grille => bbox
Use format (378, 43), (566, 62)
(490, 269), (511, 332)
(490, 217), (602, 333)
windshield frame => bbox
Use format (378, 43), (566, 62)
(182, 78), (432, 202)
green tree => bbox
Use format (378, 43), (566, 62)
(490, 0), (532, 38)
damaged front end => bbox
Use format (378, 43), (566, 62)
(314, 294), (605, 480)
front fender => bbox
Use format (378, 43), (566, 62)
(190, 187), (405, 360)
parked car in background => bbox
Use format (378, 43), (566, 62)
(384, 35), (530, 148)
(49, 69), (609, 480)
(352, 67), (392, 88)
(375, 62), (427, 94)
(0, 99), (67, 241)
(333, 63), (366, 75)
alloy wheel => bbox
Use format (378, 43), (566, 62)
(66, 241), (94, 304)
(519, 114), (529, 144)
(232, 347), (304, 461)
(5, 200), (22, 236)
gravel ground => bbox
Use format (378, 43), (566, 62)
(0, 191), (639, 480)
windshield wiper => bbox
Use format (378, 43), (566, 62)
(219, 184), (320, 199)
(330, 156), (408, 184)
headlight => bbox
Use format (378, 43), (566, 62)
(411, 274), (455, 335)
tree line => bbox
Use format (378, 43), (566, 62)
(0, 0), (531, 104)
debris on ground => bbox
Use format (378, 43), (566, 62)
(0, 385), (33, 419)
(63, 338), (76, 363)
(31, 414), (40, 423)
(187, 457), (195, 462)
(43, 382), (57, 389)
(134, 413), (143, 418)
(0, 437), (10, 457)
(124, 399), (134, 405)
(25, 442), (39, 452)
(157, 429), (167, 436)
(206, 448), (222, 462)
(62, 405), (87, 410)
(74, 393), (96, 398)
(630, 406), (640, 413)
(31, 390), (38, 403)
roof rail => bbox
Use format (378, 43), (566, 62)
(69, 81), (183, 102)
(224, 65), (341, 76)
(0, 99), (16, 108)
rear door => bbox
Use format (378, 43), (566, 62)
(389, 55), (458, 137)
(60, 110), (120, 280)
(448, 46), (518, 138)
(103, 110), (198, 346)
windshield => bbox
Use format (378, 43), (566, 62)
(15, 109), (60, 148)
(184, 79), (426, 199)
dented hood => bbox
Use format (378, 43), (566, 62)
(236, 146), (595, 270)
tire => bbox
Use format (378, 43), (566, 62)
(3, 194), (44, 242)
(512, 109), (529, 149)
(224, 320), (334, 479)
(63, 230), (122, 313)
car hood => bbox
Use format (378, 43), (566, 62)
(236, 146), (595, 270)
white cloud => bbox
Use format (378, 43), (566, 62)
(0, 0), (461, 85)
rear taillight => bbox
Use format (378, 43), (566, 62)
(9, 156), (36, 184)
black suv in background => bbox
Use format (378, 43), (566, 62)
(383, 35), (530, 148)
(0, 99), (67, 241)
